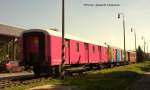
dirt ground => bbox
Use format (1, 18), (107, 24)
(27, 84), (78, 90)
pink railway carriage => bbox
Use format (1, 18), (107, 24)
(20, 29), (108, 75)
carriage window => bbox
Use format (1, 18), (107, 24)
(76, 43), (79, 52)
(34, 37), (39, 45)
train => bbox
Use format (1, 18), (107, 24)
(20, 29), (136, 75)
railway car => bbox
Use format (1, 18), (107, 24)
(116, 49), (121, 63)
(128, 51), (136, 63)
(20, 29), (136, 76)
(108, 47), (113, 63)
(113, 48), (117, 63)
(126, 51), (129, 64)
(108, 47), (117, 67)
(20, 29), (109, 75)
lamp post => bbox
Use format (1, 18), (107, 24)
(61, 0), (65, 79)
(142, 36), (146, 54)
(118, 13), (126, 61)
(131, 28), (137, 52)
(147, 42), (148, 54)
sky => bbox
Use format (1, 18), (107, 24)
(0, 0), (150, 51)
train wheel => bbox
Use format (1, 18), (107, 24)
(116, 62), (120, 66)
(99, 64), (104, 69)
(89, 65), (94, 70)
(123, 61), (127, 65)
(33, 65), (41, 76)
(52, 66), (61, 77)
(109, 63), (114, 68)
(45, 67), (53, 75)
(126, 62), (129, 65)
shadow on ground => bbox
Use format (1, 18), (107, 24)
(62, 71), (142, 90)
(61, 62), (150, 90)
(28, 61), (150, 90)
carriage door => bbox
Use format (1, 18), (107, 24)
(84, 43), (89, 62)
(25, 36), (39, 65)
(65, 39), (70, 64)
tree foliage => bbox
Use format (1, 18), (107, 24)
(136, 46), (144, 62)
(0, 40), (19, 62)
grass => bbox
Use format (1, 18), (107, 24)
(4, 60), (150, 90)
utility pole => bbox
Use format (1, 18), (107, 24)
(7, 43), (9, 60)
(142, 36), (146, 54)
(131, 28), (137, 51)
(147, 42), (148, 54)
(118, 13), (126, 62)
(60, 0), (65, 79)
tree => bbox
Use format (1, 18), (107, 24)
(136, 46), (144, 62)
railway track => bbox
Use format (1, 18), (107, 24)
(0, 67), (90, 89)
(0, 64), (124, 89)
(0, 73), (52, 89)
(0, 79), (25, 89)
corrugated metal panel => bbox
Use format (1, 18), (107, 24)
(0, 24), (25, 37)
(0, 24), (25, 47)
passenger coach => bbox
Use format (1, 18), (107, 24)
(20, 29), (108, 75)
(20, 29), (136, 75)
